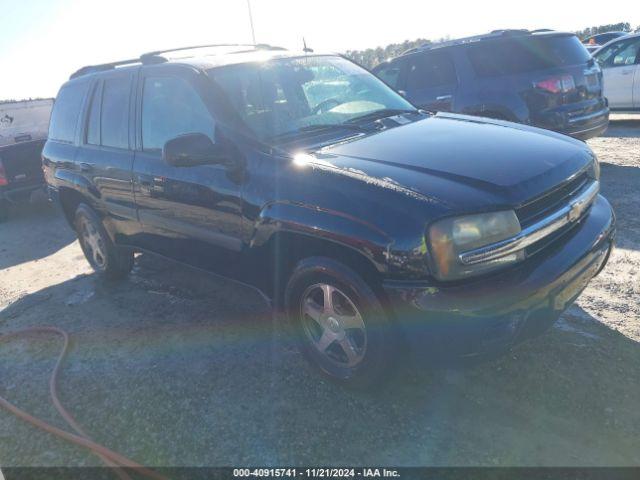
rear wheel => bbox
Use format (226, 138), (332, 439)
(74, 204), (133, 280)
(285, 257), (398, 389)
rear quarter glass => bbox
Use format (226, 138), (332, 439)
(466, 35), (592, 77)
(49, 81), (89, 143)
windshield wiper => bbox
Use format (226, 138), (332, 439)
(270, 123), (370, 141)
(346, 108), (419, 124)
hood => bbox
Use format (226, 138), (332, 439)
(316, 113), (594, 210)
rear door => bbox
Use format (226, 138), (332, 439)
(131, 65), (244, 270)
(399, 50), (458, 111)
(595, 37), (640, 109)
(74, 70), (138, 235)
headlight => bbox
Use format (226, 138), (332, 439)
(427, 210), (522, 281)
(592, 155), (600, 180)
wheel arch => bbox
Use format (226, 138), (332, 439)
(58, 187), (91, 227)
(250, 202), (394, 306)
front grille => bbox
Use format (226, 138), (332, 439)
(524, 218), (578, 258)
(516, 170), (590, 227)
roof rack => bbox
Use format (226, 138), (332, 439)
(70, 58), (143, 79)
(70, 43), (285, 79)
(410, 29), (536, 54)
(139, 43), (284, 63)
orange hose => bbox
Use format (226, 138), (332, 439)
(0, 327), (166, 480)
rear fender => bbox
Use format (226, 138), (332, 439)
(54, 169), (99, 202)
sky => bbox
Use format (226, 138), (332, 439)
(1, 0), (638, 100)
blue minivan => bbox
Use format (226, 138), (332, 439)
(373, 30), (610, 139)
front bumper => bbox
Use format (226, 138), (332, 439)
(383, 195), (615, 358)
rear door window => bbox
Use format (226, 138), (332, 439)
(467, 35), (592, 77)
(406, 51), (456, 89)
(101, 76), (131, 149)
(49, 82), (89, 143)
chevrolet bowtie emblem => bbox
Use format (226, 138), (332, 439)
(568, 201), (582, 222)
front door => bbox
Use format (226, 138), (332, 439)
(131, 66), (244, 273)
(400, 50), (458, 112)
(596, 37), (640, 109)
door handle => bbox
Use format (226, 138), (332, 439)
(621, 70), (632, 75)
(436, 94), (453, 101)
(79, 162), (92, 172)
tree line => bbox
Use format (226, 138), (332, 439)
(345, 22), (639, 70)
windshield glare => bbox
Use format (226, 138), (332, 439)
(209, 56), (416, 141)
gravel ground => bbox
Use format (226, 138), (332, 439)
(0, 115), (639, 468)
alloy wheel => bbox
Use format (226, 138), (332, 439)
(300, 283), (367, 368)
(79, 217), (107, 269)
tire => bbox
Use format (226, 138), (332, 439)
(285, 257), (398, 389)
(0, 201), (8, 223)
(74, 203), (134, 280)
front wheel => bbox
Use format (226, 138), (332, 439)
(285, 257), (398, 389)
(74, 203), (134, 280)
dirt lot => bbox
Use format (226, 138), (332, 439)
(1, 116), (639, 468)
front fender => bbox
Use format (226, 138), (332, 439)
(250, 201), (394, 273)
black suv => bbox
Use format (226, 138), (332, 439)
(44, 45), (615, 387)
(373, 30), (610, 139)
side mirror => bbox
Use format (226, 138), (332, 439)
(162, 133), (227, 167)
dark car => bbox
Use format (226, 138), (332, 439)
(43, 45), (614, 387)
(0, 99), (53, 221)
(0, 140), (47, 221)
(373, 30), (610, 140)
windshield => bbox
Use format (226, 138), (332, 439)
(208, 55), (416, 141)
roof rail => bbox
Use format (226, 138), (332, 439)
(412, 29), (535, 54)
(489, 29), (530, 35)
(139, 43), (283, 63)
(69, 58), (142, 79)
(70, 43), (286, 79)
